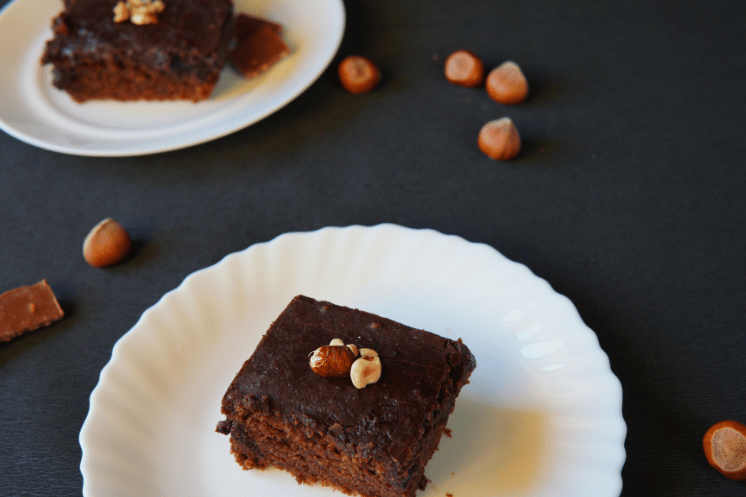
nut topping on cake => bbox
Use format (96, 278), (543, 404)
(350, 349), (382, 389)
(112, 2), (129, 22)
(310, 339), (382, 388)
(113, 0), (165, 25)
(310, 340), (357, 378)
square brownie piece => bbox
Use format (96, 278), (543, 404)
(41, 0), (234, 102)
(216, 295), (476, 497)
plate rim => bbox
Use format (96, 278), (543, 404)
(0, 0), (346, 156)
(79, 223), (626, 496)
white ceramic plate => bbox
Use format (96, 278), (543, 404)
(0, 0), (344, 156)
(79, 224), (626, 497)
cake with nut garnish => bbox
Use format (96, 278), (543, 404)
(216, 295), (476, 497)
(40, 0), (233, 102)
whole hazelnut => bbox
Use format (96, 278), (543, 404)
(310, 345), (356, 378)
(338, 55), (381, 93)
(703, 420), (746, 480)
(444, 50), (485, 87)
(478, 117), (521, 160)
(83, 218), (132, 268)
(486, 61), (529, 105)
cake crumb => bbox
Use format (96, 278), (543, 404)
(444, 428), (452, 437)
(446, 493), (454, 497)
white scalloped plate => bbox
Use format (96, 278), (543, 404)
(0, 0), (344, 156)
(80, 224), (625, 497)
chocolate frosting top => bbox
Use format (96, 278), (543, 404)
(56, 0), (232, 56)
(223, 295), (476, 464)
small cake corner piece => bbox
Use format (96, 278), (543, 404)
(227, 13), (289, 79)
(40, 0), (234, 103)
(216, 295), (476, 497)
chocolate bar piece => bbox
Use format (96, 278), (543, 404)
(0, 280), (64, 342)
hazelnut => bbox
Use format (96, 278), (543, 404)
(329, 338), (345, 346)
(486, 61), (529, 105)
(338, 56), (381, 93)
(478, 117), (521, 160)
(310, 345), (356, 378)
(358, 348), (378, 359)
(83, 218), (132, 268)
(444, 50), (485, 87)
(703, 420), (746, 480)
(350, 350), (381, 389)
(347, 344), (359, 357)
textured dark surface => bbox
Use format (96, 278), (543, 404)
(1, 0), (746, 495)
(220, 295), (475, 463)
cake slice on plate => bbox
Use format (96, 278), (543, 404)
(217, 295), (476, 497)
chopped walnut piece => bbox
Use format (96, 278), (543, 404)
(130, 11), (157, 25)
(113, 0), (165, 25)
(113, 1), (130, 22)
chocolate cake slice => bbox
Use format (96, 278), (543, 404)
(216, 295), (476, 497)
(41, 0), (234, 102)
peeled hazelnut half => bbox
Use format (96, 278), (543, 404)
(350, 352), (381, 389)
(703, 420), (746, 480)
(83, 218), (132, 268)
(444, 50), (485, 87)
(486, 61), (529, 105)
(478, 117), (521, 160)
(350, 356), (381, 389)
(338, 55), (381, 93)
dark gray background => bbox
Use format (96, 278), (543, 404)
(2, 0), (745, 495)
